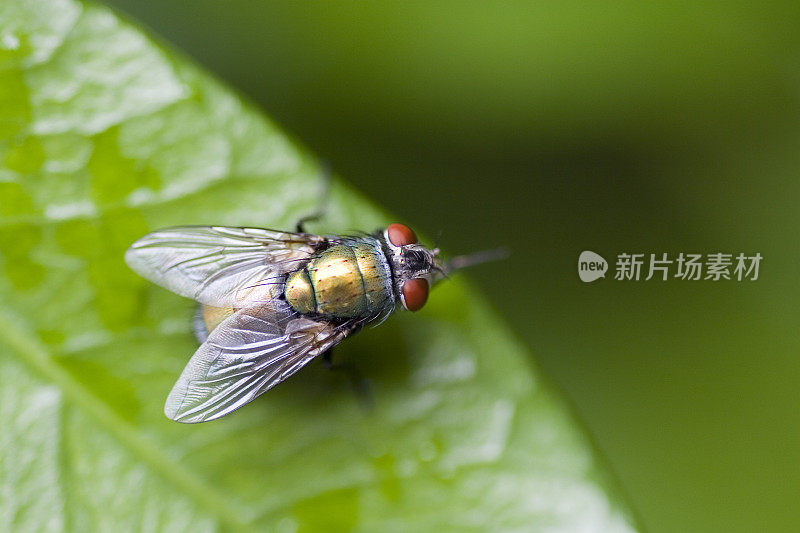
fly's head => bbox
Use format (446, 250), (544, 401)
(382, 222), (507, 312)
(383, 223), (446, 312)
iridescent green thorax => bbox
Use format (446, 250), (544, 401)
(285, 238), (394, 320)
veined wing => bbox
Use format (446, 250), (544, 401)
(164, 300), (350, 423)
(125, 226), (324, 307)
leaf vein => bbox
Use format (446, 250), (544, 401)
(0, 309), (256, 532)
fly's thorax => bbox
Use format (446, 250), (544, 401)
(285, 238), (394, 320)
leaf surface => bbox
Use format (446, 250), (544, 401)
(0, 1), (637, 531)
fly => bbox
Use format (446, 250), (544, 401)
(125, 222), (504, 423)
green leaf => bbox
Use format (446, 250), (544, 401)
(0, 1), (638, 531)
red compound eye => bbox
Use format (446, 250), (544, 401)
(401, 278), (429, 312)
(387, 223), (417, 246)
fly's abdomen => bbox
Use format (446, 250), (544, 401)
(285, 240), (393, 320)
(194, 304), (236, 342)
(284, 269), (316, 314)
(309, 245), (365, 318)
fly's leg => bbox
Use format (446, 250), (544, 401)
(296, 164), (331, 233)
(322, 348), (374, 410)
(322, 348), (334, 369)
(295, 213), (324, 234)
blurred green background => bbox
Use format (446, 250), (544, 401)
(100, 2), (800, 531)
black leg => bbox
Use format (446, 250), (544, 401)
(321, 348), (374, 410)
(322, 348), (334, 369)
(296, 213), (324, 234)
(295, 164), (331, 233)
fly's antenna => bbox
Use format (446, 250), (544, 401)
(432, 228), (444, 249)
(444, 247), (509, 274)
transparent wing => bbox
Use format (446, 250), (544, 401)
(125, 226), (324, 307)
(164, 300), (350, 423)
